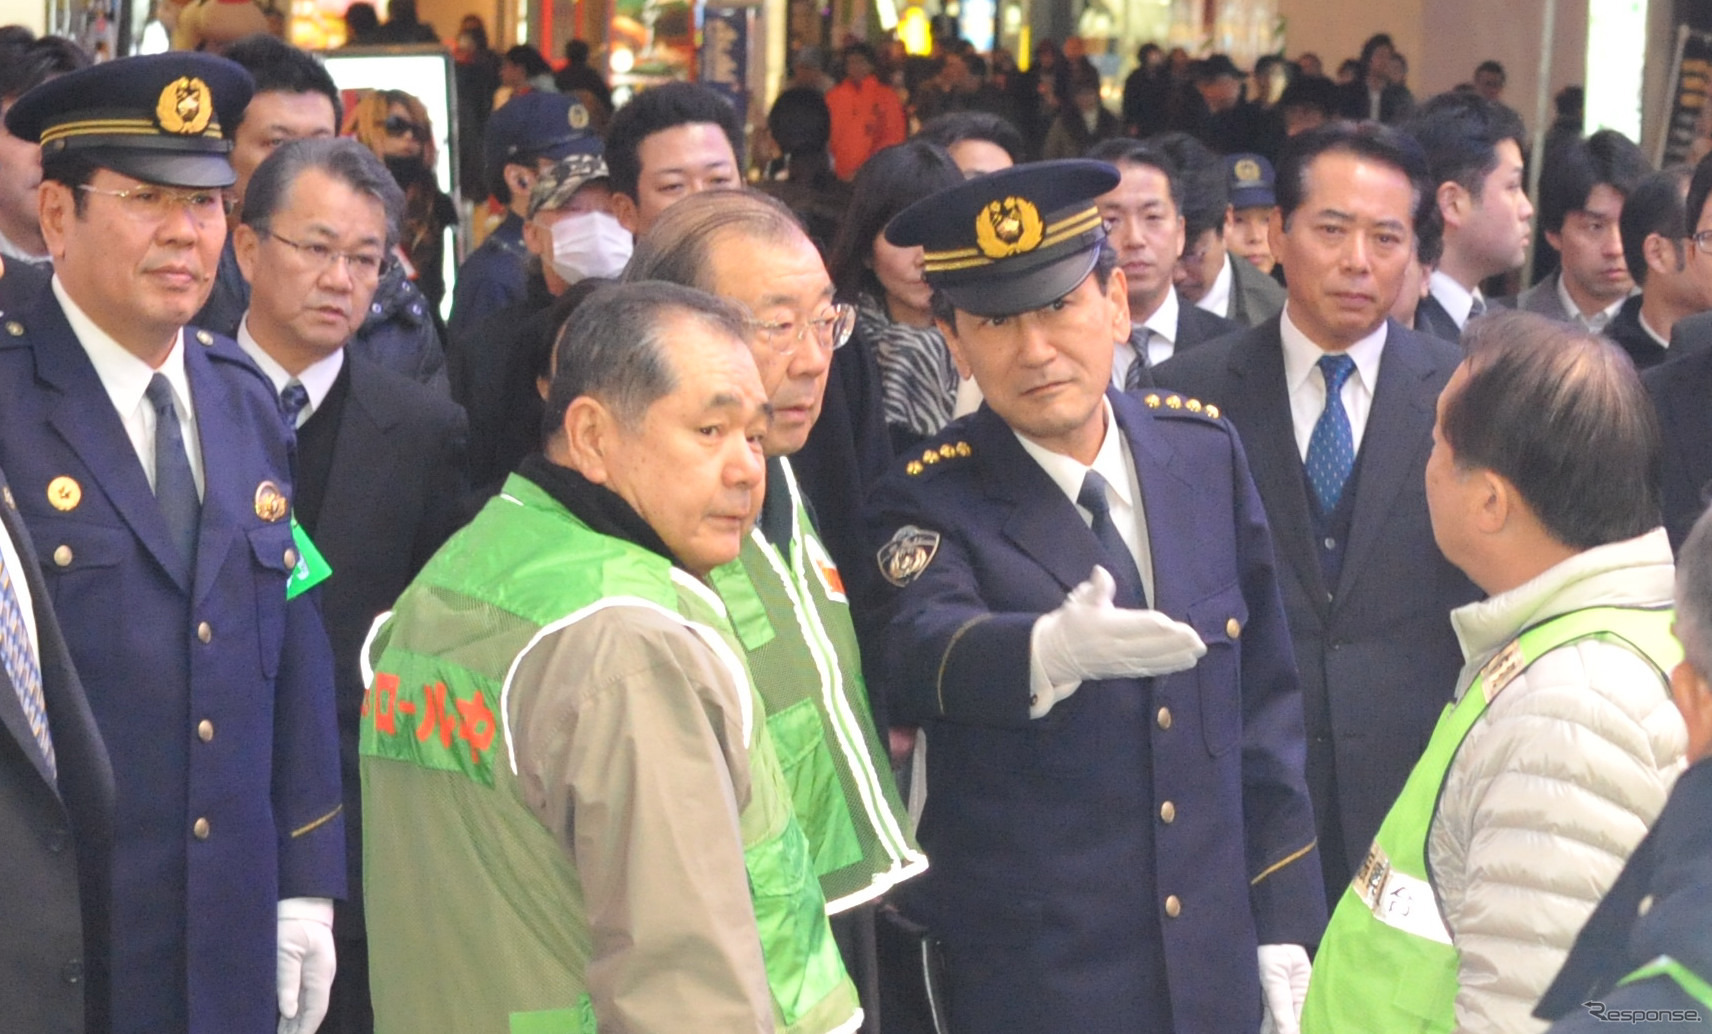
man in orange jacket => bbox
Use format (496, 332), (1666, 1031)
(827, 42), (906, 180)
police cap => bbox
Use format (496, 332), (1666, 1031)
(1226, 152), (1276, 210)
(5, 52), (254, 189)
(885, 159), (1119, 318)
(483, 92), (600, 184)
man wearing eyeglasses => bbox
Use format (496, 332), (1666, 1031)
(625, 189), (925, 1033)
(0, 53), (346, 1034)
(233, 135), (470, 1034)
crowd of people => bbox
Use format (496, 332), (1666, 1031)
(3, 14), (1712, 1034)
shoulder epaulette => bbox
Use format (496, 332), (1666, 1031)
(1140, 391), (1221, 422)
(904, 439), (974, 476)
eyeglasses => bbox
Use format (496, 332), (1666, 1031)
(751, 302), (856, 354)
(383, 115), (428, 140)
(1689, 229), (1712, 255)
(77, 183), (234, 225)
(261, 230), (392, 281)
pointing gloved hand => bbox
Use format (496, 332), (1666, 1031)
(1258, 942), (1312, 1034)
(278, 896), (336, 1034)
(1032, 566), (1207, 711)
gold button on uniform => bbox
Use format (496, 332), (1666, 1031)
(192, 817), (210, 839)
(197, 720), (213, 743)
(197, 621), (212, 644)
(283, 548), (299, 569)
(1226, 617), (1241, 639)
(1156, 706), (1172, 730)
(1160, 801), (1176, 824)
(1164, 895), (1182, 918)
(52, 545), (72, 567)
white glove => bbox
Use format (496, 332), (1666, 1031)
(278, 897), (336, 1034)
(1034, 566), (1206, 690)
(1257, 943), (1311, 1034)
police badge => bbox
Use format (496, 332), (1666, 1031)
(877, 525), (941, 587)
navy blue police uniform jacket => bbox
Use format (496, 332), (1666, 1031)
(861, 387), (1326, 1033)
(0, 283), (346, 1034)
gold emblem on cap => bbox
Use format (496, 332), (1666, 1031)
(568, 102), (590, 129)
(1234, 158), (1261, 183)
(254, 480), (288, 522)
(974, 196), (1045, 260)
(47, 476), (81, 512)
(157, 76), (215, 136)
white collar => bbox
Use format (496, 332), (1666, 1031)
(1279, 303), (1387, 394)
(1637, 309), (1672, 350)
(1137, 284), (1180, 344)
(1554, 272), (1628, 328)
(1012, 397), (1132, 511)
(53, 274), (194, 423)
(1197, 253), (1234, 319)
(236, 316), (345, 418)
(1428, 269), (1481, 328)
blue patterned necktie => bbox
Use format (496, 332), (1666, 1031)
(1306, 354), (1357, 514)
(1077, 470), (1147, 608)
(146, 373), (200, 569)
(1126, 330), (1151, 392)
(0, 539), (54, 779)
(280, 381), (310, 429)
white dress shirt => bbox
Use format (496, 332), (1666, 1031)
(1554, 274), (1627, 333)
(1117, 286), (1182, 386)
(1195, 253), (1235, 321)
(1280, 303), (1387, 460)
(54, 275), (204, 498)
(1428, 269), (1482, 330)
(236, 317), (346, 428)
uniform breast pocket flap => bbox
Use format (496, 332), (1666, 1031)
(1185, 584), (1247, 757)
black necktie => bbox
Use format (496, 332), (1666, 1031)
(1077, 469), (1147, 607)
(146, 373), (200, 571)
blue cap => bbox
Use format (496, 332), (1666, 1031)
(885, 159), (1119, 318)
(5, 52), (254, 189)
(1225, 153), (1276, 210)
(483, 92), (601, 189)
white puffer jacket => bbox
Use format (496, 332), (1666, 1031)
(1428, 529), (1688, 1034)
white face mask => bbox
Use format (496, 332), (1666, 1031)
(548, 210), (633, 285)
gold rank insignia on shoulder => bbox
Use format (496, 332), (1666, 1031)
(1185, 398), (1202, 413)
(877, 525), (941, 587)
(955, 441), (971, 457)
(906, 460), (923, 476)
(254, 480), (288, 522)
(1165, 395), (1183, 409)
(46, 476), (81, 512)
(1143, 393), (1161, 408)
(1480, 640), (1526, 704)
(922, 449), (940, 465)
(1205, 404), (1220, 419)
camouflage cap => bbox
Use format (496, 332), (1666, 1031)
(526, 153), (611, 219)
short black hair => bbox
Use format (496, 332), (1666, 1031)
(1086, 137), (1183, 213)
(1403, 90), (1527, 197)
(1275, 120), (1433, 232)
(767, 87), (831, 157)
(504, 45), (554, 79)
(1359, 34), (1395, 72)
(604, 82), (745, 202)
(564, 39), (591, 65)
(1538, 129), (1651, 234)
(1278, 74), (1339, 118)
(1620, 167), (1690, 288)
(224, 33), (342, 128)
(1146, 131), (1225, 240)
(1474, 60), (1506, 82)
(916, 111), (1025, 165)
(0, 34), (88, 104)
(1444, 310), (1660, 549)
(1685, 150), (1712, 245)
(241, 136), (406, 248)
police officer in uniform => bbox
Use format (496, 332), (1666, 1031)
(861, 160), (1325, 1033)
(0, 54), (344, 1034)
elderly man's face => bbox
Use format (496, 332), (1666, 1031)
(595, 317), (770, 575)
(1424, 363), (1479, 580)
(706, 228), (837, 457)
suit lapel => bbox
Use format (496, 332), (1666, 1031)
(186, 341), (244, 606)
(314, 359), (394, 548)
(0, 475), (60, 789)
(30, 292), (192, 594)
(1227, 326), (1329, 611)
(968, 407), (1109, 594)
(1335, 323), (1437, 602)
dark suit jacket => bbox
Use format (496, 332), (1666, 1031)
(1606, 295), (1669, 370)
(0, 467), (114, 1034)
(0, 285), (345, 1034)
(1127, 290), (1240, 377)
(862, 390), (1324, 1033)
(1335, 81), (1414, 123)
(1229, 254), (1288, 328)
(1154, 318), (1479, 902)
(1644, 346), (1712, 551)
(294, 355), (468, 942)
(1412, 291), (1463, 344)
(1666, 308), (1712, 360)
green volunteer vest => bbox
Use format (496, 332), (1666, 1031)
(1302, 606), (1680, 1034)
(709, 459), (926, 912)
(359, 473), (860, 1034)
(1619, 956), (1712, 1011)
